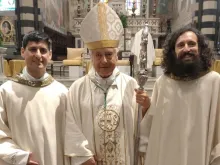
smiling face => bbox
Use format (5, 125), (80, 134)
(90, 47), (118, 78)
(175, 31), (199, 62)
(21, 41), (52, 78)
(170, 31), (203, 78)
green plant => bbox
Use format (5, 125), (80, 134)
(119, 13), (128, 28)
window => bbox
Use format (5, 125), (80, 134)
(126, 0), (141, 15)
(99, 0), (143, 16)
(99, 0), (108, 2)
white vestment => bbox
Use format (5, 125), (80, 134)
(65, 68), (139, 165)
(131, 29), (155, 69)
(0, 78), (70, 165)
(140, 71), (220, 165)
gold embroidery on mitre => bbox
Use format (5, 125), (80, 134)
(98, 3), (109, 40)
(86, 40), (119, 50)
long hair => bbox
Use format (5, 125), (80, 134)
(161, 26), (213, 75)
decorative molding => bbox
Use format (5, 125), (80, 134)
(43, 22), (66, 35)
(127, 17), (160, 26)
(109, 2), (125, 14)
(75, 37), (84, 48)
(70, 18), (83, 36)
(70, 17), (164, 36)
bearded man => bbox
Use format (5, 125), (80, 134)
(139, 27), (220, 165)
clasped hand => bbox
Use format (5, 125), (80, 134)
(135, 89), (151, 116)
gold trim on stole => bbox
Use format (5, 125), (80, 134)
(10, 74), (54, 87)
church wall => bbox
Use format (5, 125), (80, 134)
(68, 0), (101, 34)
(68, 0), (154, 39)
(171, 0), (196, 32)
(18, 0), (41, 38)
(170, 0), (218, 49)
(40, 0), (68, 34)
(17, 0), (69, 36)
(20, 0), (33, 6)
(197, 0), (218, 48)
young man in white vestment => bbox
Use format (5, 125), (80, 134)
(65, 2), (150, 165)
(0, 31), (70, 165)
(140, 27), (220, 165)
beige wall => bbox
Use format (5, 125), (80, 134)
(171, 0), (197, 31)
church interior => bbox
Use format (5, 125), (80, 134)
(0, 0), (219, 96)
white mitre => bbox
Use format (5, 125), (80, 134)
(80, 2), (123, 50)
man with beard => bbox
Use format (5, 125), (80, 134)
(139, 27), (220, 165)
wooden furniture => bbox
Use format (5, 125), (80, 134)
(60, 48), (85, 76)
(3, 60), (12, 77)
(153, 49), (163, 66)
(212, 60), (220, 73)
(3, 60), (54, 77)
(44, 27), (73, 61)
(118, 51), (134, 76)
(8, 60), (25, 77)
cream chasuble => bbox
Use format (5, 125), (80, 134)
(0, 73), (70, 165)
(140, 71), (220, 165)
(65, 68), (139, 165)
(131, 29), (155, 69)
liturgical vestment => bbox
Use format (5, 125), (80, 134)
(65, 68), (139, 165)
(0, 75), (69, 165)
(140, 71), (220, 165)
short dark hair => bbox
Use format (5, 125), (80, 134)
(22, 31), (52, 50)
(161, 26), (213, 74)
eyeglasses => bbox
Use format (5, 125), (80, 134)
(28, 47), (49, 54)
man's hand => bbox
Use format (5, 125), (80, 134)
(135, 89), (151, 116)
(27, 153), (39, 165)
(82, 157), (96, 165)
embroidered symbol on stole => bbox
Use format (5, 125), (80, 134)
(96, 105), (125, 165)
(98, 109), (120, 132)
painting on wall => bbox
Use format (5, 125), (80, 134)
(41, 0), (68, 34)
(0, 16), (15, 45)
(1, 20), (11, 35)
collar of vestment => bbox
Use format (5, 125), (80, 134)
(167, 70), (211, 81)
(10, 74), (54, 87)
(88, 67), (120, 91)
(22, 66), (50, 81)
